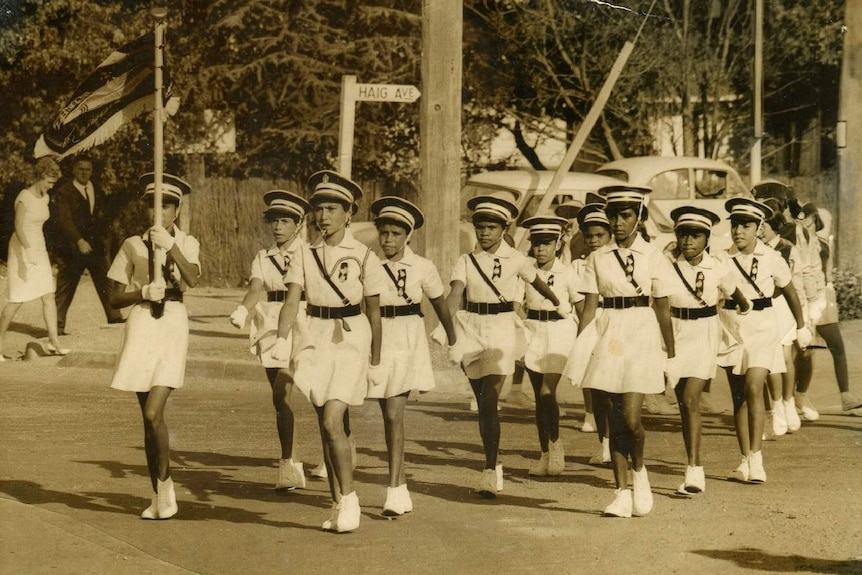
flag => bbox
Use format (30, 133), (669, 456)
(34, 32), (177, 159)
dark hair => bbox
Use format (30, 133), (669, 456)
(605, 201), (649, 222)
(765, 210), (786, 232)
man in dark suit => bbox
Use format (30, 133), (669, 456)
(53, 157), (122, 333)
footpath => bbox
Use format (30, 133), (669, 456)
(1, 273), (860, 575)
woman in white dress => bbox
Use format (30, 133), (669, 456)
(575, 185), (676, 518)
(273, 170), (385, 533)
(444, 191), (565, 498)
(0, 157), (67, 360)
(369, 196), (457, 516)
(665, 206), (748, 495)
(229, 190), (311, 490)
(107, 173), (200, 520)
(520, 216), (581, 477)
(717, 198), (810, 485)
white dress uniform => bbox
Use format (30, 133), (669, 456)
(579, 235), (676, 394)
(451, 240), (537, 379)
(368, 245), (444, 399)
(668, 252), (737, 382)
(247, 239), (307, 368)
(6, 189), (54, 302)
(523, 258), (581, 374)
(108, 227), (200, 391)
(285, 230), (386, 407)
(717, 239), (793, 375)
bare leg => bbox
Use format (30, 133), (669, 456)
(319, 400), (353, 499)
(592, 389), (612, 441)
(136, 386), (174, 491)
(583, 388), (594, 416)
(266, 368), (295, 460)
(608, 394), (629, 489)
(469, 375), (505, 469)
(745, 367), (769, 453)
(40, 294), (63, 349)
(527, 368), (548, 451)
(0, 302), (23, 356)
(621, 393), (646, 471)
(814, 323), (850, 393)
(378, 393), (409, 487)
(726, 367), (750, 455)
(794, 346), (814, 394)
(675, 378), (707, 466)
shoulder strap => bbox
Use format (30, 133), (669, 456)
(268, 254), (287, 276)
(731, 256), (766, 298)
(310, 248), (351, 306)
(612, 249), (644, 296)
(672, 262), (708, 307)
(383, 262), (415, 304)
(468, 253), (507, 303)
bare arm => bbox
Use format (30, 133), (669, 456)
(780, 283), (806, 330)
(529, 276), (560, 307)
(365, 294), (382, 365)
(577, 294), (598, 335)
(166, 242), (201, 288)
(729, 287), (750, 313)
(239, 278), (264, 311)
(276, 283), (303, 338)
(446, 280), (466, 317)
(652, 296), (675, 359)
(108, 280), (144, 310)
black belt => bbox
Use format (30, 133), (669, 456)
(380, 303), (422, 318)
(725, 298), (772, 311)
(267, 291), (305, 302)
(602, 296), (650, 309)
(466, 301), (514, 315)
(671, 305), (717, 320)
(526, 309), (563, 321)
(307, 303), (361, 319)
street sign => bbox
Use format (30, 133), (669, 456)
(354, 83), (421, 103)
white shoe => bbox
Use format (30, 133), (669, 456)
(495, 463), (503, 492)
(311, 462), (329, 479)
(156, 477), (177, 519)
(275, 459), (306, 490)
(581, 413), (596, 433)
(730, 455), (749, 483)
(322, 501), (339, 531)
(841, 392), (862, 412)
(747, 451), (766, 483)
(771, 404), (788, 436)
(683, 465), (705, 494)
(528, 452), (549, 476)
(784, 399), (801, 432)
(589, 437), (611, 465)
(476, 468), (497, 499)
(548, 439), (565, 476)
(383, 487), (404, 517)
(398, 484), (413, 513)
(795, 393), (820, 421)
(631, 466), (653, 516)
(469, 398), (478, 412)
(335, 491), (361, 533)
(602, 488), (632, 517)
(141, 494), (159, 519)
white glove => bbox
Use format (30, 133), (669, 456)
(230, 305), (249, 329)
(556, 301), (573, 319)
(796, 327), (813, 350)
(271, 337), (292, 361)
(142, 281), (166, 302)
(430, 323), (447, 346)
(447, 343), (463, 366)
(807, 297), (827, 325)
(149, 226), (175, 251)
(367, 363), (387, 389)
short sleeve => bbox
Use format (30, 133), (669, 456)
(566, 269), (585, 303)
(771, 250), (793, 289)
(717, 258), (738, 299)
(362, 249), (386, 297)
(420, 259), (445, 300)
(649, 249), (677, 298)
(517, 254), (538, 284)
(249, 252), (264, 282)
(450, 254), (468, 286)
(107, 239), (134, 285)
(579, 252), (599, 294)
(181, 235), (201, 269)
(284, 248), (306, 287)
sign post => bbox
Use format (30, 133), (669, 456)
(337, 75), (421, 177)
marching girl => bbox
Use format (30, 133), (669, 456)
(107, 173), (200, 520)
(665, 207), (749, 495)
(444, 191), (566, 498)
(273, 170), (385, 533)
(717, 198), (810, 484)
(229, 190), (311, 490)
(521, 216), (582, 477)
(565, 203), (613, 465)
(575, 185), (676, 518)
(369, 196), (457, 516)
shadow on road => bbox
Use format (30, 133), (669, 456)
(691, 547), (862, 574)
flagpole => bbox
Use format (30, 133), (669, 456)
(152, 7), (167, 230)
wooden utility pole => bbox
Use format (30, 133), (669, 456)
(420, 0), (462, 282)
(837, 1), (862, 269)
